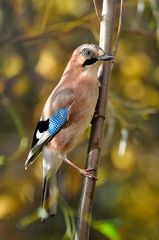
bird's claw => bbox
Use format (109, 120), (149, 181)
(79, 168), (97, 180)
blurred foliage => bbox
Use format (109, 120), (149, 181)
(0, 0), (159, 239)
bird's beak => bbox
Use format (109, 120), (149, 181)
(97, 53), (113, 61)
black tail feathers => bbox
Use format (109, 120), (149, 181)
(41, 174), (59, 223)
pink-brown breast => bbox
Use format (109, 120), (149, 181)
(44, 65), (99, 154)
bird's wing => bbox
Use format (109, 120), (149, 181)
(25, 88), (75, 169)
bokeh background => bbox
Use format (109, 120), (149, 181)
(0, 0), (159, 239)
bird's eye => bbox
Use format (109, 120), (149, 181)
(81, 48), (92, 57)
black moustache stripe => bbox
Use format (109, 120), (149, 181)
(82, 57), (97, 67)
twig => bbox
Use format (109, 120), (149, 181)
(40, 0), (53, 33)
(74, 1), (117, 240)
(113, 0), (123, 57)
(121, 27), (155, 39)
(149, 0), (159, 46)
(92, 0), (101, 21)
(0, 14), (94, 47)
(0, 12), (155, 47)
(0, 29), (59, 46)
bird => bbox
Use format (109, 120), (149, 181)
(25, 43), (113, 221)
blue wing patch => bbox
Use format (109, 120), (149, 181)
(26, 107), (69, 168)
(48, 107), (69, 135)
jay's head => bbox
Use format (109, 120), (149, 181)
(71, 44), (113, 70)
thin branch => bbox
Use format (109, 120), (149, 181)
(0, 29), (59, 46)
(0, 13), (155, 47)
(40, 0), (53, 33)
(74, 1), (117, 240)
(121, 27), (155, 39)
(113, 0), (123, 57)
(0, 14), (94, 46)
(92, 0), (101, 21)
(149, 0), (159, 46)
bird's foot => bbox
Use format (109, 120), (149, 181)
(64, 158), (97, 180)
(79, 167), (97, 180)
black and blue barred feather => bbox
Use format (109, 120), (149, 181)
(48, 108), (69, 135)
(25, 107), (69, 169)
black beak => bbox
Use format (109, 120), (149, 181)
(97, 53), (113, 61)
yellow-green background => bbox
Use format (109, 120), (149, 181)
(0, 0), (159, 239)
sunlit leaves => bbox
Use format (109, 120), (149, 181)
(2, 54), (23, 78)
(13, 76), (30, 96)
(53, 0), (90, 17)
(111, 142), (137, 171)
(18, 207), (45, 228)
(92, 220), (120, 240)
(125, 184), (159, 221)
(0, 155), (5, 166)
(20, 182), (35, 203)
(120, 53), (151, 78)
(123, 80), (147, 102)
(36, 47), (60, 80)
(0, 195), (18, 219)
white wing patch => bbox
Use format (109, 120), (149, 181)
(36, 129), (43, 140)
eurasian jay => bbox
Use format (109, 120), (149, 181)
(25, 44), (113, 221)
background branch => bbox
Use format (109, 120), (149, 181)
(74, 1), (117, 239)
(92, 0), (101, 21)
(113, 0), (123, 57)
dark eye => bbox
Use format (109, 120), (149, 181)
(81, 48), (92, 57)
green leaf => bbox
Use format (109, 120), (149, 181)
(92, 220), (120, 240)
(0, 155), (5, 166)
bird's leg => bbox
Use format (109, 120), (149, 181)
(64, 158), (97, 180)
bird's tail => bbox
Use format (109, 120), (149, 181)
(41, 148), (64, 222)
(41, 173), (59, 222)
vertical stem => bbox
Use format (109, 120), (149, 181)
(74, 1), (116, 240)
